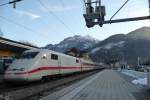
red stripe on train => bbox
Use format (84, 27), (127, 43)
(7, 66), (95, 75)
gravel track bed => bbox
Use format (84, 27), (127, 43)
(0, 70), (103, 100)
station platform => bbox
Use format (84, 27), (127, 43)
(41, 70), (150, 100)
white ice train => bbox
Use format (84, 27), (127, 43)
(4, 49), (101, 82)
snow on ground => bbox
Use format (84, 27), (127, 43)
(122, 71), (138, 78)
(122, 70), (147, 78)
(121, 70), (147, 85)
(132, 78), (147, 85)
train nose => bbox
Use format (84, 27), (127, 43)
(4, 70), (29, 82)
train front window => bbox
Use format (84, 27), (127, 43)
(20, 52), (39, 59)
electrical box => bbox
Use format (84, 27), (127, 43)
(83, 0), (106, 28)
(86, 6), (94, 15)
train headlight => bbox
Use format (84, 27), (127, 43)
(42, 54), (47, 59)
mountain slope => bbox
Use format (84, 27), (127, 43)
(90, 27), (150, 65)
(127, 27), (150, 40)
(45, 35), (99, 53)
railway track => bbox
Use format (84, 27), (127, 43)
(0, 70), (103, 100)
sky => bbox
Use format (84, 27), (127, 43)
(0, 0), (149, 47)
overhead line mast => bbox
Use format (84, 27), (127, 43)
(83, 0), (150, 28)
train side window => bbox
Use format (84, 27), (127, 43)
(76, 59), (79, 63)
(51, 54), (58, 60)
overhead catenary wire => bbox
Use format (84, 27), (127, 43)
(38, 0), (75, 35)
(0, 0), (59, 39)
(0, 2), (9, 7)
(58, 0), (65, 7)
(110, 0), (130, 21)
(0, 0), (22, 7)
(0, 16), (36, 33)
(58, 0), (86, 34)
(0, 16), (50, 38)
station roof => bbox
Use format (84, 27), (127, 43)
(0, 37), (39, 53)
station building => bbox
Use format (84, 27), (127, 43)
(0, 37), (39, 73)
(0, 37), (39, 58)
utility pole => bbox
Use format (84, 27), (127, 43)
(138, 56), (140, 67)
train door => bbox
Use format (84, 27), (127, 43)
(80, 59), (83, 72)
(58, 57), (61, 74)
(50, 53), (60, 75)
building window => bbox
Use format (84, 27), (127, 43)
(51, 54), (58, 60)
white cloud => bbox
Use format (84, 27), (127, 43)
(108, 0), (149, 19)
(40, 4), (79, 12)
(14, 10), (41, 19)
(126, 5), (149, 17)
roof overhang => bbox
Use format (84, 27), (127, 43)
(0, 37), (39, 53)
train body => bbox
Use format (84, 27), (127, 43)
(4, 49), (101, 82)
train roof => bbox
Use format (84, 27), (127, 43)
(24, 49), (79, 59)
(24, 49), (99, 65)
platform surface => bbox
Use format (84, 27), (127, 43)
(41, 70), (150, 100)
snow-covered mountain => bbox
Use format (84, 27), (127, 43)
(44, 35), (99, 53)
(44, 27), (150, 65)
